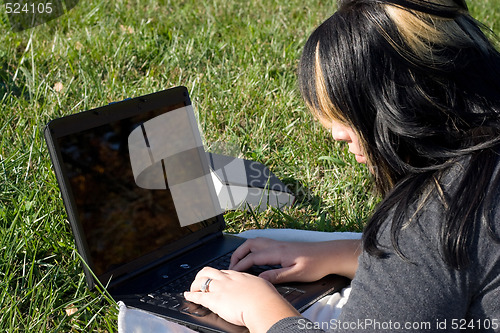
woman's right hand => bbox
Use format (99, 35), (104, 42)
(229, 237), (361, 284)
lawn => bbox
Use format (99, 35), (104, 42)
(1, 0), (499, 331)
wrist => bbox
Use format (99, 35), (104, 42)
(245, 294), (299, 333)
(320, 239), (362, 279)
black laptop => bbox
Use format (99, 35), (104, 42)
(44, 86), (350, 333)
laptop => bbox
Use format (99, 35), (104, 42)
(44, 86), (350, 333)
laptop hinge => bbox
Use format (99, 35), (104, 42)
(198, 229), (223, 245)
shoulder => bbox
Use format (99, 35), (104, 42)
(364, 155), (500, 315)
(380, 156), (500, 261)
(339, 155), (500, 326)
(375, 154), (500, 258)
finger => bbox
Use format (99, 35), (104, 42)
(230, 237), (278, 269)
(189, 267), (225, 292)
(185, 274), (228, 308)
(218, 269), (251, 277)
(229, 239), (257, 269)
(195, 266), (226, 280)
(259, 266), (298, 284)
(230, 252), (258, 272)
(183, 290), (200, 303)
(231, 249), (283, 273)
(184, 289), (213, 306)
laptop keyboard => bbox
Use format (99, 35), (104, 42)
(140, 252), (304, 317)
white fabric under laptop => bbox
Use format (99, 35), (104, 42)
(118, 229), (361, 333)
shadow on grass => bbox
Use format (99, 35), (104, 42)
(280, 176), (361, 232)
(281, 176), (323, 211)
(224, 176), (364, 233)
(0, 60), (29, 101)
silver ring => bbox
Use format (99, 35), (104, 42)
(201, 278), (212, 292)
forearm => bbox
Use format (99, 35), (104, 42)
(245, 296), (300, 333)
(314, 239), (362, 279)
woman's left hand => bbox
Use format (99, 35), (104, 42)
(184, 266), (300, 333)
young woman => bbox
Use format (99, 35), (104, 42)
(184, 0), (500, 331)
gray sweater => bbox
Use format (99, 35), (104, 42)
(268, 172), (500, 332)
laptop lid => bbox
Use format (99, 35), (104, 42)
(44, 86), (225, 290)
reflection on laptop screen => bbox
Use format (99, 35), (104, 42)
(57, 105), (218, 277)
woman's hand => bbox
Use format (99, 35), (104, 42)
(229, 237), (361, 283)
(184, 267), (299, 333)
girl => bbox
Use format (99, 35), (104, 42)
(184, 0), (500, 331)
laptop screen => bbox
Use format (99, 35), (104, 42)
(54, 101), (220, 281)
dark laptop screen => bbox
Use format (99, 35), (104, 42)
(56, 104), (218, 278)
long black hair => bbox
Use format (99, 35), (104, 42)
(299, 0), (500, 269)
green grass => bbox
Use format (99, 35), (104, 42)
(1, 0), (499, 331)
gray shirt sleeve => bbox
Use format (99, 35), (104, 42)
(267, 316), (325, 332)
(336, 194), (500, 332)
(268, 184), (500, 333)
